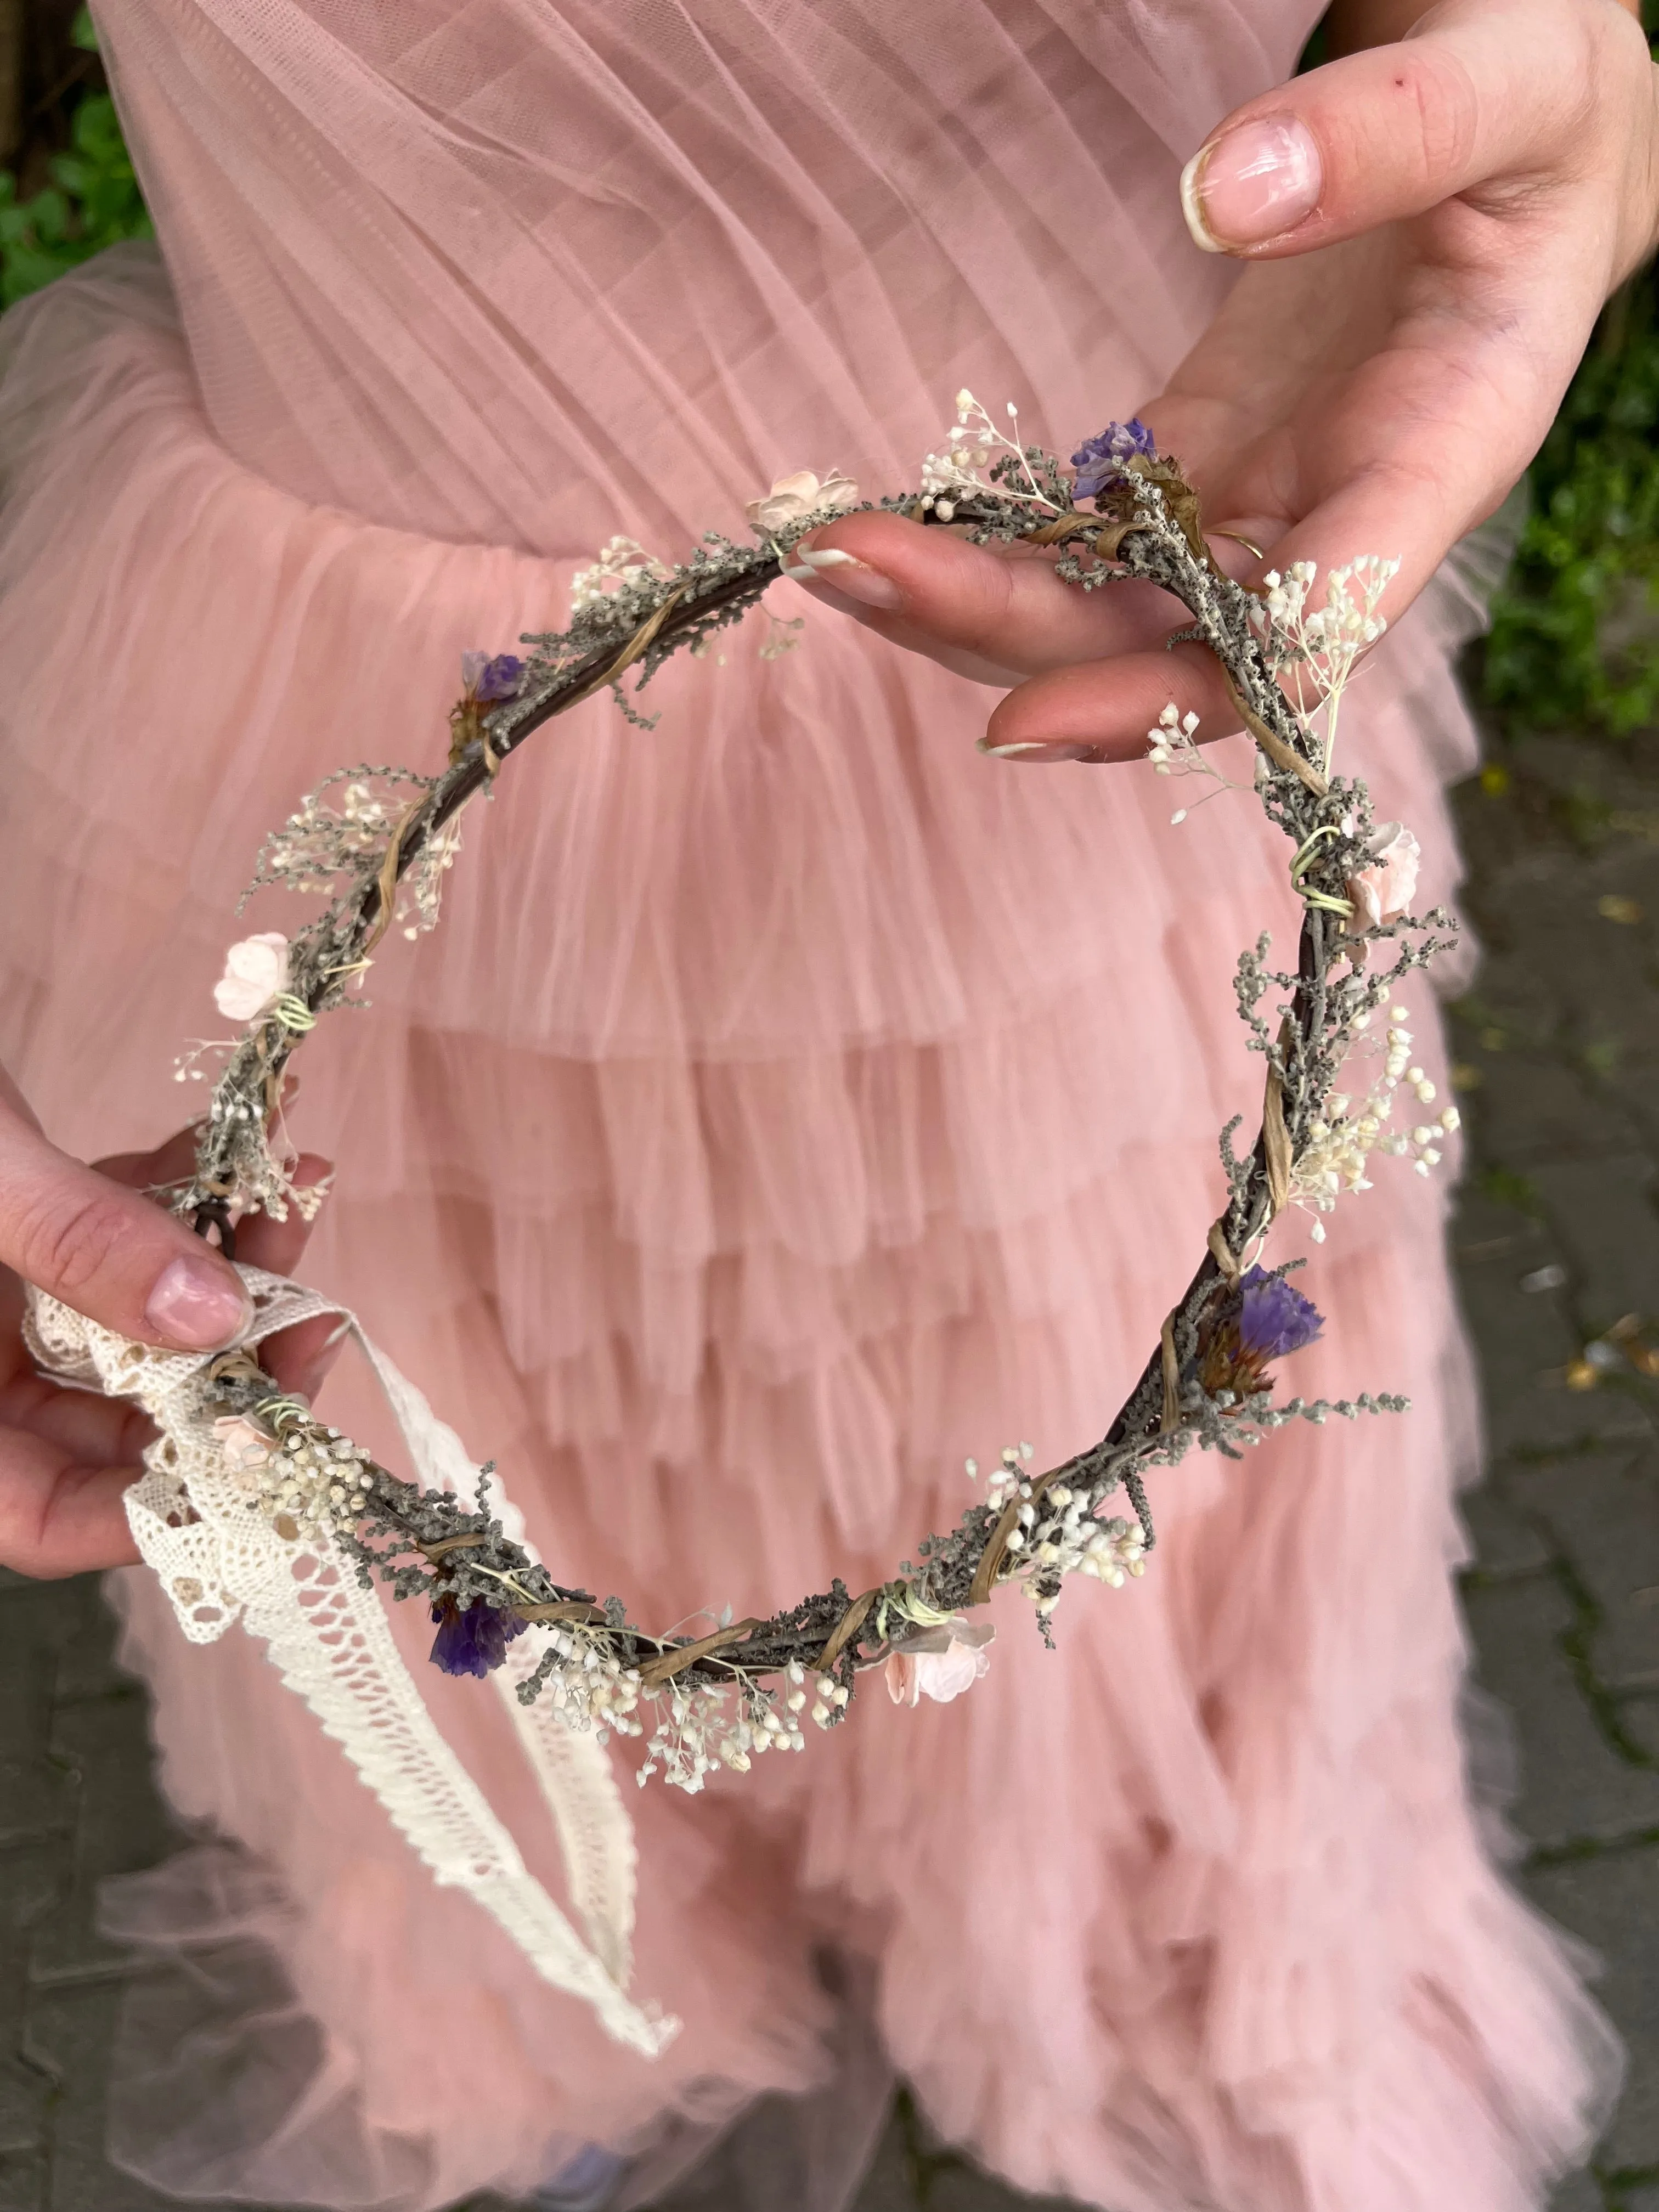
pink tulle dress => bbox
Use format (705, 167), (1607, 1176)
(0, 4), (1620, 2208)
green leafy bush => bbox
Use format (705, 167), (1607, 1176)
(0, 8), (151, 308)
(1483, 268), (1659, 735)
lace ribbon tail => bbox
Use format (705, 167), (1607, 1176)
(348, 1316), (641, 1988)
(21, 1270), (674, 2057)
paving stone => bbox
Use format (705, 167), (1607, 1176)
(0, 2149), (46, 2212)
(0, 1595), (74, 1850)
(1530, 1848), (1659, 2174)
(1453, 1239), (1653, 1458)
(1505, 1450), (1659, 1690)
(22, 1984), (194, 2212)
(929, 2178), (1081, 2212)
(49, 1580), (140, 1710)
(1458, 1048), (1640, 1168)
(0, 1848), (62, 1969)
(1460, 1479), (1552, 1580)
(1601, 1040), (1659, 1162)
(848, 2112), (917, 2212)
(28, 1695), (179, 1984)
(1463, 1577), (1659, 1847)
(1530, 1156), (1659, 1331)
(0, 1849), (63, 2160)
(0, 2050), (48, 2171)
(1484, 893), (1658, 1063)
(1452, 1180), (1561, 1263)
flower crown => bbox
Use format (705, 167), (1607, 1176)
(165, 394), (1454, 1791)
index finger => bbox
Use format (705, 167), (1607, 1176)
(793, 510), (1185, 678)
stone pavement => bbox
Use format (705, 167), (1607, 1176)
(2, 724), (1658, 2212)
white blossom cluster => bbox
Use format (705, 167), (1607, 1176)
(241, 768), (460, 948)
(523, 1621), (852, 1793)
(247, 771), (431, 901)
(918, 390), (1061, 522)
(391, 819), (464, 940)
(212, 1408), (376, 1546)
(969, 1444), (1147, 1621)
(570, 534), (674, 616)
(1146, 700), (1255, 823)
(1248, 556), (1401, 774)
(527, 1623), (648, 1744)
(634, 1657), (853, 1791)
(1291, 1005), (1462, 1240)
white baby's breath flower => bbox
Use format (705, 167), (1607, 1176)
(917, 392), (1061, 517)
(1289, 997), (1451, 1233)
(213, 933), (290, 1023)
(1248, 554), (1400, 773)
(744, 470), (860, 534)
(1144, 699), (1245, 813)
(569, 535), (674, 615)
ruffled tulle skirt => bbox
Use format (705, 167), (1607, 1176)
(0, 249), (1620, 2210)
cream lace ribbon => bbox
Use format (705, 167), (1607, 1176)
(23, 1266), (675, 2057)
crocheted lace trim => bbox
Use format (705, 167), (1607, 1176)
(23, 1267), (674, 2057)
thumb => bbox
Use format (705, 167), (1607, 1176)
(1178, 0), (1639, 256)
(0, 1071), (251, 1352)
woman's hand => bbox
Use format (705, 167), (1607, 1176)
(0, 1067), (334, 1578)
(790, 0), (1659, 761)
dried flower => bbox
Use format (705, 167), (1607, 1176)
(744, 470), (860, 534)
(1200, 1267), (1323, 1398)
(883, 1617), (993, 1706)
(1144, 699), (1251, 819)
(213, 933), (290, 1023)
(429, 1595), (527, 1679)
(1347, 822), (1421, 931)
(1288, 1006), (1457, 1232)
(1249, 557), (1400, 772)
(569, 534), (676, 617)
(1238, 1266), (1324, 1361)
(460, 651), (524, 703)
(212, 1415), (272, 1475)
(1070, 419), (1156, 502)
(918, 394), (1064, 520)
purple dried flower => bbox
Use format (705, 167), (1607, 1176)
(1070, 419), (1156, 503)
(475, 653), (524, 702)
(1199, 1264), (1324, 1400)
(1237, 1266), (1324, 1360)
(459, 651), (524, 703)
(429, 1594), (527, 1678)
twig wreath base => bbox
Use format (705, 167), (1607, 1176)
(159, 398), (1457, 1792)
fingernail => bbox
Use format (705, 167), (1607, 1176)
(787, 545), (904, 610)
(144, 1255), (254, 1351)
(977, 738), (1107, 763)
(1181, 117), (1322, 253)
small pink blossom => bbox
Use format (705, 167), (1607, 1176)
(212, 1415), (273, 1475)
(213, 932), (291, 1023)
(883, 1617), (993, 1707)
(745, 470), (860, 534)
(1346, 822), (1421, 932)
